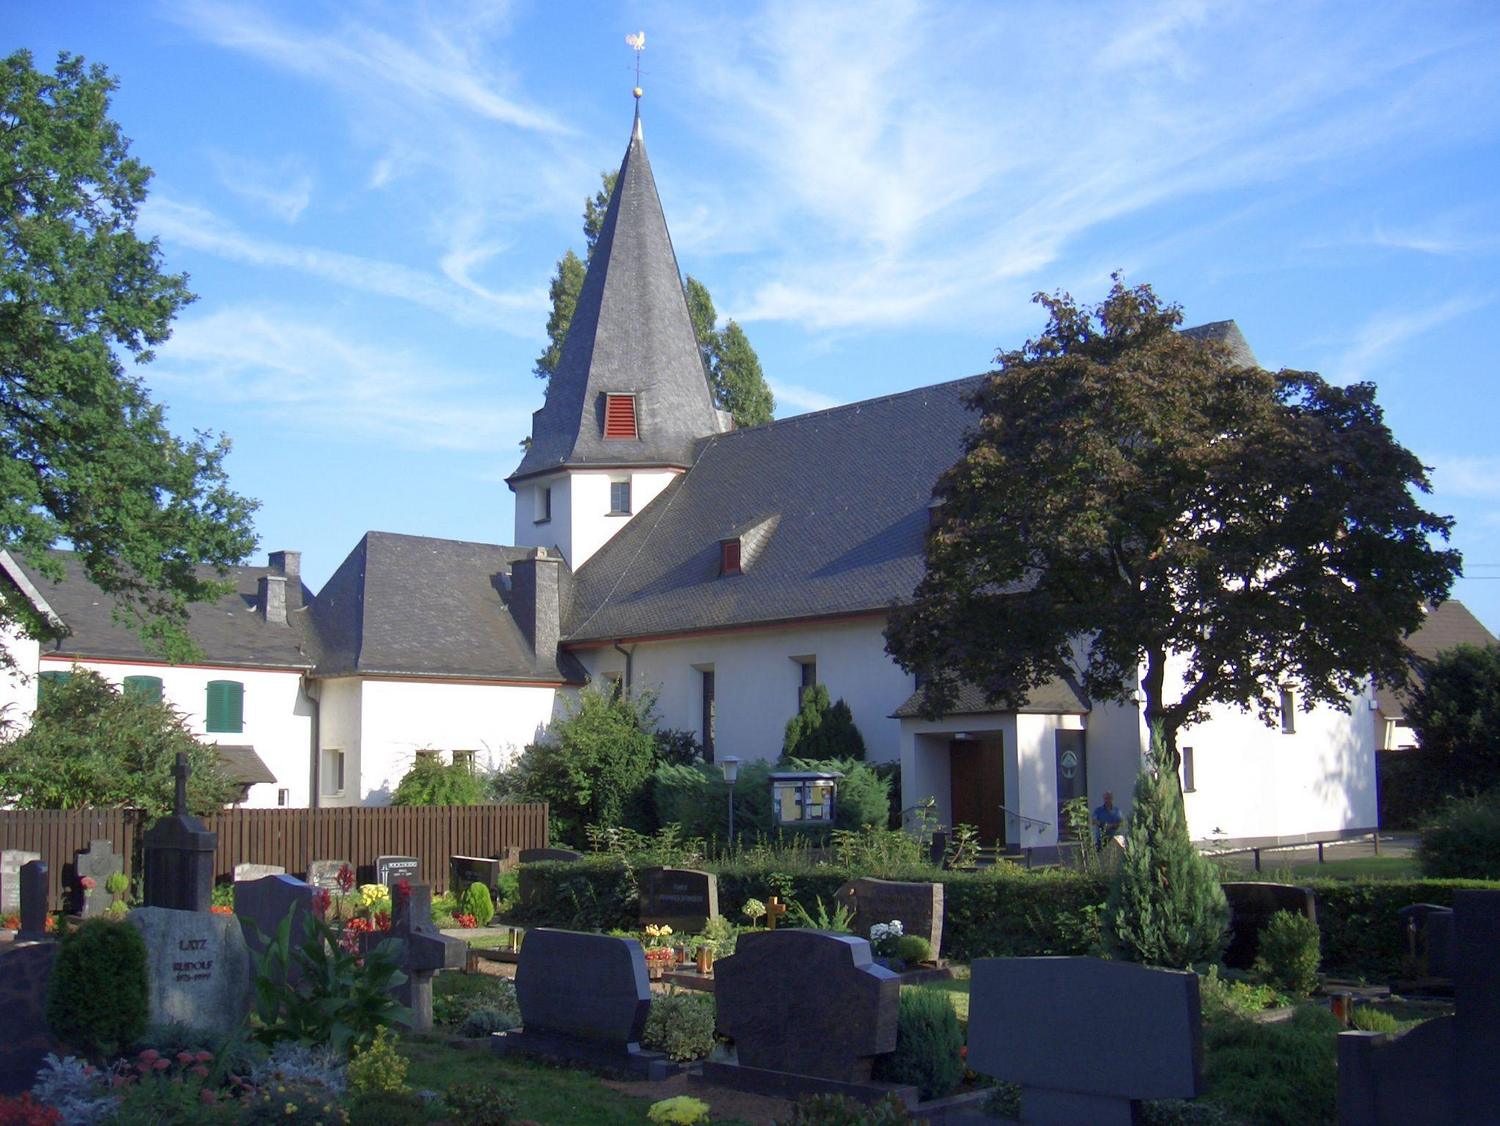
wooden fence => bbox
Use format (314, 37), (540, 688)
(0, 803), (549, 906)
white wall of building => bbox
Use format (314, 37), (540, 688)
(512, 468), (681, 569)
(0, 625), (39, 729)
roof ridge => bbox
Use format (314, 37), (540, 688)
(709, 371), (989, 441)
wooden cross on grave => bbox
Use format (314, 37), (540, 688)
(765, 896), (788, 930)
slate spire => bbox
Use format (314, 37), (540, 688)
(509, 108), (727, 484)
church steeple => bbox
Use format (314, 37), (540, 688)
(508, 109), (727, 487)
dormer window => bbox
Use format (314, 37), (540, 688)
(604, 394), (638, 439)
(721, 538), (742, 576)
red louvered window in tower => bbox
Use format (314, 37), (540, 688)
(604, 394), (638, 438)
(721, 538), (742, 576)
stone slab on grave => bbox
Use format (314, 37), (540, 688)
(0, 942), (63, 1096)
(72, 839), (124, 918)
(306, 859), (351, 892)
(235, 873), (318, 966)
(373, 854), (420, 887)
(128, 905), (252, 1039)
(17, 861), (48, 942)
(518, 847), (583, 863)
(233, 863), (286, 884)
(1220, 882), (1317, 970)
(638, 866), (719, 934)
(371, 881), (465, 1033)
(967, 956), (1202, 1126)
(835, 877), (944, 958)
(492, 928), (674, 1078)
(0, 849), (40, 916)
(141, 753), (216, 912)
(450, 855), (503, 897)
(1338, 890), (1500, 1126)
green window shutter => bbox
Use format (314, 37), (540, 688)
(37, 670), (71, 703)
(123, 675), (164, 704)
(206, 680), (244, 733)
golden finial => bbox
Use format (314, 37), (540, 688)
(626, 30), (645, 99)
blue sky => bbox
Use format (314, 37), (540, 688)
(13, 1), (1500, 631)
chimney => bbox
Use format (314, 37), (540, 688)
(510, 546), (560, 665)
(257, 574), (288, 625)
(268, 550), (302, 610)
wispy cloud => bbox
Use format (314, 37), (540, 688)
(209, 152), (314, 222)
(1431, 456), (1500, 501)
(1330, 294), (1492, 382)
(770, 381), (842, 415)
(153, 306), (531, 452)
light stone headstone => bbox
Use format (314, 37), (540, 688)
(0, 850), (40, 917)
(128, 905), (251, 1038)
(968, 956), (1202, 1126)
(72, 839), (124, 918)
(233, 863), (286, 884)
(306, 859), (351, 891)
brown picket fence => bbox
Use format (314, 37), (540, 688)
(0, 803), (549, 907)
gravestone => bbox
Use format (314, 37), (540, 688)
(376, 882), (464, 1032)
(714, 929), (901, 1085)
(0, 943), (63, 1095)
(374, 855), (420, 887)
(141, 754), (216, 912)
(968, 957), (1201, 1125)
(128, 905), (252, 1038)
(638, 867), (719, 934)
(16, 861), (48, 943)
(492, 928), (670, 1077)
(307, 859), (351, 891)
(72, 839), (124, 918)
(233, 863), (286, 884)
(0, 850), (40, 917)
(450, 855), (503, 897)
(835, 877), (944, 958)
(1221, 882), (1317, 970)
(519, 847), (583, 863)
(236, 874), (317, 966)
(1397, 903), (1455, 981)
(1339, 890), (1500, 1125)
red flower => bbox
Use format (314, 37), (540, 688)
(373, 910), (391, 931)
(455, 913), (478, 929)
(395, 878), (412, 903)
(138, 1050), (160, 1063)
(313, 887), (331, 918)
(209, 905), (234, 916)
(336, 863), (355, 894)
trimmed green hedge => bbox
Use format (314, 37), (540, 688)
(1303, 877), (1500, 978)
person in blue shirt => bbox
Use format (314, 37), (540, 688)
(1093, 791), (1123, 845)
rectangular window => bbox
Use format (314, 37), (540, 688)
(1181, 746), (1196, 793)
(123, 675), (164, 704)
(321, 748), (346, 796)
(701, 669), (716, 763)
(603, 393), (638, 438)
(37, 669), (71, 702)
(721, 539), (742, 576)
(277, 788), (289, 807)
(796, 658), (817, 709)
(206, 680), (245, 733)
(453, 749), (478, 772)
(534, 485), (552, 524)
(1279, 687), (1296, 734)
(609, 479), (632, 515)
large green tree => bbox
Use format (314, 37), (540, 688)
(1, 51), (257, 659)
(886, 277), (1461, 773)
(1406, 642), (1500, 792)
(533, 170), (775, 428)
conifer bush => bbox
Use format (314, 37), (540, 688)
(1103, 729), (1228, 967)
(459, 881), (496, 927)
(872, 986), (964, 1100)
(1251, 910), (1321, 996)
(782, 685), (867, 761)
(45, 917), (149, 1056)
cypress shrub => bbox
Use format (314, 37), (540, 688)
(1251, 910), (1321, 995)
(873, 986), (964, 1100)
(46, 917), (149, 1056)
(1103, 735), (1228, 967)
(459, 881), (495, 927)
(783, 685), (867, 761)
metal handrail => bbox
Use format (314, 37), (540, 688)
(998, 803), (1051, 833)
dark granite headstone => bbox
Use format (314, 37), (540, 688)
(129, 906), (252, 1038)
(519, 847), (583, 863)
(0, 850), (40, 916)
(493, 928), (669, 1077)
(72, 839), (123, 918)
(236, 874), (317, 966)
(969, 957), (1201, 1126)
(638, 867), (719, 934)
(374, 855), (420, 886)
(1221, 882), (1317, 970)
(715, 929), (901, 1084)
(450, 855), (503, 896)
(0, 943), (63, 1095)
(141, 753), (216, 912)
(16, 861), (48, 943)
(374, 882), (464, 1032)
(306, 859), (351, 891)
(1339, 890), (1500, 1125)
(835, 877), (944, 958)
(1397, 903), (1455, 980)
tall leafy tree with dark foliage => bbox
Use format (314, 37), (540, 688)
(1, 51), (257, 658)
(886, 278), (1460, 773)
(1406, 642), (1500, 792)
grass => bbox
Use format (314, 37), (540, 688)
(1217, 856), (1421, 881)
(913, 977), (970, 1031)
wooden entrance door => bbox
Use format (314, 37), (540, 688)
(950, 736), (1006, 846)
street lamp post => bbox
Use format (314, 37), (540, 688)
(720, 756), (740, 842)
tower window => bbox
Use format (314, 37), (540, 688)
(609, 479), (632, 515)
(535, 485), (551, 524)
(721, 538), (742, 576)
(1279, 687), (1296, 734)
(604, 394), (638, 439)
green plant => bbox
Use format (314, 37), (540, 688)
(647, 1095), (711, 1125)
(238, 1078), (351, 1124)
(211, 882), (235, 909)
(445, 1081), (519, 1126)
(248, 906), (410, 1053)
(460, 881), (496, 928)
(642, 990), (717, 1062)
(831, 826), (921, 870)
(105, 871), (129, 897)
(788, 896), (855, 934)
(103, 1072), (237, 1126)
(1406, 641), (1500, 793)
(346, 1026), (409, 1095)
(343, 1091), (426, 1126)
(895, 933), (933, 963)
(776, 1092), (911, 1125)
(45, 916), (148, 1057)
(460, 1007), (518, 1037)
(1418, 790), (1500, 879)
(872, 986), (964, 1100)
(433, 973), (520, 1029)
(943, 823), (979, 870)
(783, 685), (867, 761)
(391, 752), (489, 806)
(1198, 965), (1282, 1024)
(1104, 730), (1229, 967)
(1252, 910), (1322, 996)
(1202, 1004), (1339, 1124)
(1350, 1005), (1401, 1033)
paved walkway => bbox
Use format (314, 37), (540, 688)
(1212, 832), (1417, 872)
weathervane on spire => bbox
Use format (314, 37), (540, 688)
(626, 30), (645, 100)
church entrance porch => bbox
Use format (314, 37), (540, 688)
(948, 733), (1007, 847)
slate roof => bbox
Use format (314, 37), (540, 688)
(305, 531), (586, 683)
(509, 111), (725, 483)
(1181, 319), (1258, 367)
(1375, 600), (1496, 717)
(891, 678), (1090, 719)
(2, 550), (313, 670)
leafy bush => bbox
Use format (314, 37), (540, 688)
(653, 729), (703, 767)
(1350, 1005), (1401, 1033)
(390, 753), (488, 806)
(783, 685), (867, 761)
(652, 757), (890, 844)
(433, 973), (519, 1029)
(246, 1041), (347, 1099)
(1406, 641), (1500, 793)
(872, 987), (963, 1100)
(895, 934), (933, 963)
(346, 1026), (408, 1095)
(1307, 877), (1499, 978)
(648, 1096), (711, 1126)
(642, 990), (718, 1062)
(45, 917), (148, 1057)
(103, 1073), (236, 1126)
(343, 1091), (425, 1126)
(460, 881), (496, 928)
(1252, 910), (1322, 996)
(1418, 790), (1500, 879)
(1378, 747), (1467, 829)
(776, 1093), (911, 1125)
(446, 1081), (519, 1126)
(460, 1007), (518, 1037)
(1202, 1005), (1339, 1125)
(1198, 966), (1282, 1024)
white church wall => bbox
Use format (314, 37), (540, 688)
(0, 624), (39, 726)
(316, 676), (362, 807)
(511, 475), (571, 560)
(566, 469), (680, 568)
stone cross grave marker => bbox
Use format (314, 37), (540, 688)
(72, 839), (124, 918)
(1221, 882), (1317, 970)
(714, 929), (901, 1084)
(835, 877), (944, 958)
(638, 867), (719, 934)
(968, 957), (1202, 1126)
(0, 942), (63, 1096)
(374, 854), (420, 887)
(17, 861), (48, 942)
(494, 928), (669, 1077)
(235, 873), (317, 972)
(1338, 889), (1500, 1125)
(141, 753), (216, 912)
(306, 859), (351, 892)
(379, 881), (464, 1032)
(129, 905), (252, 1039)
(0, 850), (40, 917)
